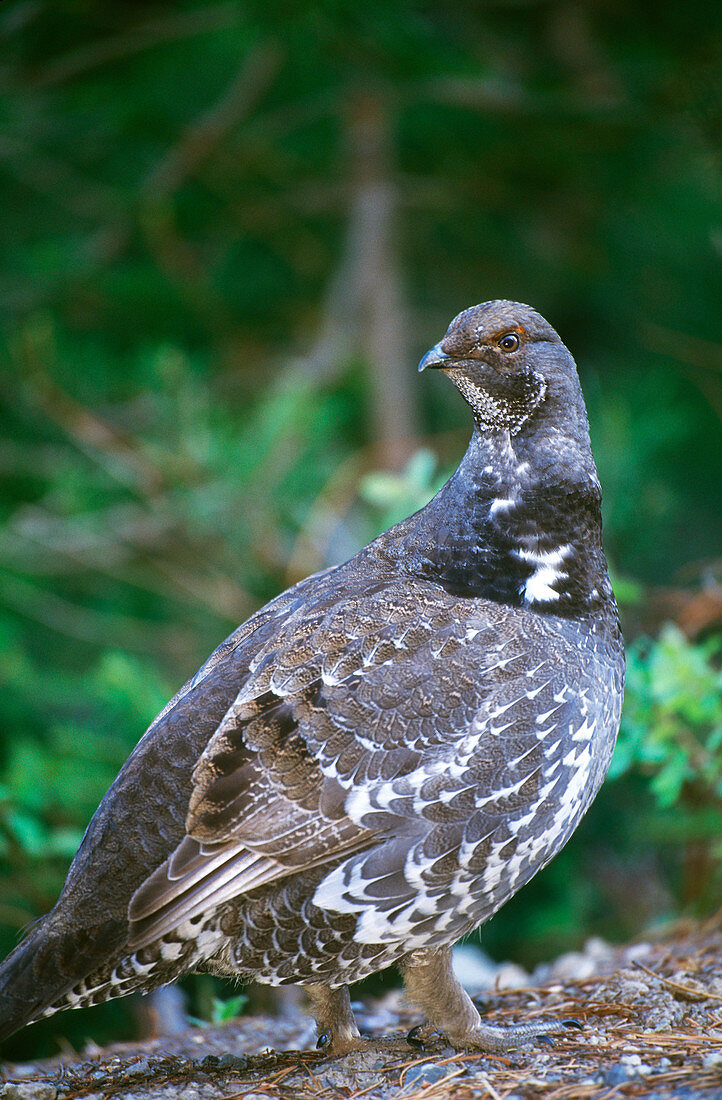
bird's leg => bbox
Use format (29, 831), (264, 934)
(400, 945), (572, 1052)
(304, 982), (363, 1056)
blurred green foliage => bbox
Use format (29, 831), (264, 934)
(610, 626), (722, 911)
(0, 0), (721, 1059)
(187, 992), (248, 1028)
(612, 626), (722, 812)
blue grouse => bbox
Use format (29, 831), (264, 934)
(0, 301), (624, 1054)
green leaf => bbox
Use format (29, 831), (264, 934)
(209, 994), (248, 1024)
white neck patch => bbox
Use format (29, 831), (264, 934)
(516, 545), (572, 603)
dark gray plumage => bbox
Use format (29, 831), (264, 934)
(0, 301), (624, 1054)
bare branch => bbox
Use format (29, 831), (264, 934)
(288, 93), (419, 467)
(142, 43), (283, 198)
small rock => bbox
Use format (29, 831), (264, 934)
(452, 945), (499, 991)
(624, 942), (652, 962)
(618, 1053), (652, 1076)
(533, 939), (614, 984)
(451, 945), (530, 992)
(196, 1053), (247, 1072)
(604, 1064), (632, 1087)
(404, 1063), (453, 1087)
(124, 1057), (152, 1077)
(495, 962), (530, 990)
(217, 1053), (247, 1071)
(703, 1052), (722, 1071)
(584, 936), (614, 960)
(1, 1086), (57, 1100)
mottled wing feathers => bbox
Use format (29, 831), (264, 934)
(128, 571), (586, 952)
(127, 686), (377, 948)
(128, 842), (283, 944)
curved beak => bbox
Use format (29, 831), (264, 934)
(418, 341), (450, 372)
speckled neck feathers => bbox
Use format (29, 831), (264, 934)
(393, 429), (608, 616)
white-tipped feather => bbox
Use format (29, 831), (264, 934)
(128, 847), (288, 949)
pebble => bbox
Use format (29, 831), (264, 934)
(404, 1062), (453, 1088)
(452, 945), (498, 990)
(196, 1053), (248, 1072)
(703, 1051), (722, 1071)
(624, 942), (652, 962)
(531, 936), (617, 985)
(124, 1057), (152, 1077)
(545, 951), (598, 981)
(495, 962), (530, 990)
(619, 1053), (652, 1076)
(604, 1064), (632, 1087)
(585, 936), (616, 962)
(0, 1086), (57, 1100)
(451, 945), (529, 992)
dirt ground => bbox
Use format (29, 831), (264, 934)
(3, 913), (722, 1100)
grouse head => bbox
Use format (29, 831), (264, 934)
(415, 300), (604, 609)
(419, 300), (584, 442)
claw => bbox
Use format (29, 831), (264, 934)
(562, 1018), (583, 1030)
(536, 1034), (555, 1048)
(316, 1032), (330, 1050)
(406, 1025), (425, 1050)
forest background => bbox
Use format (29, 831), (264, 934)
(1, 0), (721, 1060)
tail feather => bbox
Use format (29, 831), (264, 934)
(0, 917), (122, 1043)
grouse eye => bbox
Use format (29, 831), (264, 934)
(498, 332), (520, 352)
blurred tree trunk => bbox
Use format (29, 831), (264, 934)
(295, 93), (418, 469)
(348, 93), (417, 470)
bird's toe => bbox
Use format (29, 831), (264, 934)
(445, 1016), (580, 1053)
